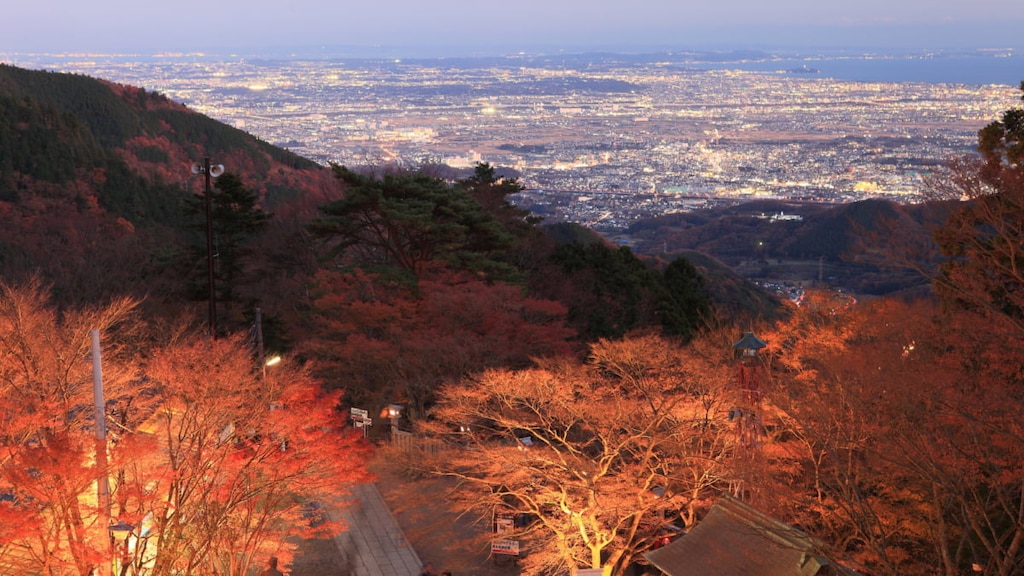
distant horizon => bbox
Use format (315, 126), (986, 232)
(5, 42), (1021, 88)
(3, 39), (1022, 60)
(4, 40), (1024, 61)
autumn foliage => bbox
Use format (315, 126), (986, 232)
(0, 279), (370, 575)
(303, 266), (575, 420)
(4, 63), (1024, 576)
(422, 331), (741, 575)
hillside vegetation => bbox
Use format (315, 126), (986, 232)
(2, 63), (1023, 576)
(0, 64), (330, 221)
(627, 197), (946, 295)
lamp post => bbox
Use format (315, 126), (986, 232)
(729, 331), (767, 502)
(254, 307), (282, 378)
(385, 404), (403, 441)
(109, 520), (133, 576)
(731, 331), (767, 451)
(190, 158), (224, 337)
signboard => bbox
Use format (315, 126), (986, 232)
(491, 539), (520, 555)
(494, 513), (515, 534)
(350, 408), (371, 437)
(492, 511), (519, 555)
(573, 569), (603, 576)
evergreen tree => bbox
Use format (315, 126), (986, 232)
(183, 172), (271, 329)
(309, 165), (515, 279)
(547, 242), (663, 340)
(657, 257), (713, 341)
(931, 82), (1024, 332)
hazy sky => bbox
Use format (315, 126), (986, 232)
(4, 0), (1024, 55)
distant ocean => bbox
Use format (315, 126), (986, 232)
(3, 48), (1020, 88)
(699, 53), (1024, 87)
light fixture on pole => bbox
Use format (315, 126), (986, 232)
(729, 331), (767, 501)
(190, 157), (225, 337)
(732, 330), (766, 418)
(108, 520), (134, 576)
(382, 404), (403, 441)
(263, 354), (281, 379)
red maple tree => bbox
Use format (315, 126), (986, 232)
(0, 279), (371, 575)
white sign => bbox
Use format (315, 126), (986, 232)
(491, 539), (519, 555)
(495, 515), (514, 534)
(574, 569), (603, 576)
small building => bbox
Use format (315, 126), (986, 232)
(643, 496), (859, 576)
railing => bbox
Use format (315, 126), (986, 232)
(391, 428), (442, 455)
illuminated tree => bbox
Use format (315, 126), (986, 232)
(0, 279), (371, 575)
(765, 292), (1024, 576)
(423, 332), (738, 576)
(0, 278), (140, 575)
(765, 295), (930, 575)
(302, 267), (574, 419)
(884, 309), (1024, 576)
(901, 90), (1024, 574)
(113, 333), (371, 576)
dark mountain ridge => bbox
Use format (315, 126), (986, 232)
(0, 64), (339, 312)
(0, 63), (333, 225)
(626, 197), (947, 295)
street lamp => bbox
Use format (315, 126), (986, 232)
(733, 331), (767, 360)
(109, 520), (134, 576)
(383, 404), (403, 441)
(263, 354), (281, 379)
(190, 157), (225, 337)
(728, 331), (768, 501)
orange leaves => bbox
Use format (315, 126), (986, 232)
(0, 280), (143, 575)
(304, 267), (574, 417)
(763, 291), (1024, 575)
(113, 334), (372, 574)
(0, 281), (371, 575)
(427, 332), (740, 576)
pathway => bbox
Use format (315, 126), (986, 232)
(331, 483), (424, 576)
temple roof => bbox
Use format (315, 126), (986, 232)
(644, 496), (859, 576)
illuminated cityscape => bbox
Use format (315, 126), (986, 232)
(6, 51), (1019, 230)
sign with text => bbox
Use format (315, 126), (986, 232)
(350, 407), (370, 437)
(494, 513), (515, 535)
(491, 539), (520, 556)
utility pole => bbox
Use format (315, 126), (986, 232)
(191, 158), (224, 337)
(91, 329), (112, 576)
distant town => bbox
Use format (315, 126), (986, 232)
(6, 51), (1019, 231)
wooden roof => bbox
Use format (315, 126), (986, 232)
(644, 496), (858, 576)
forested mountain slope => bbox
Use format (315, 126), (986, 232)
(0, 63), (333, 221)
